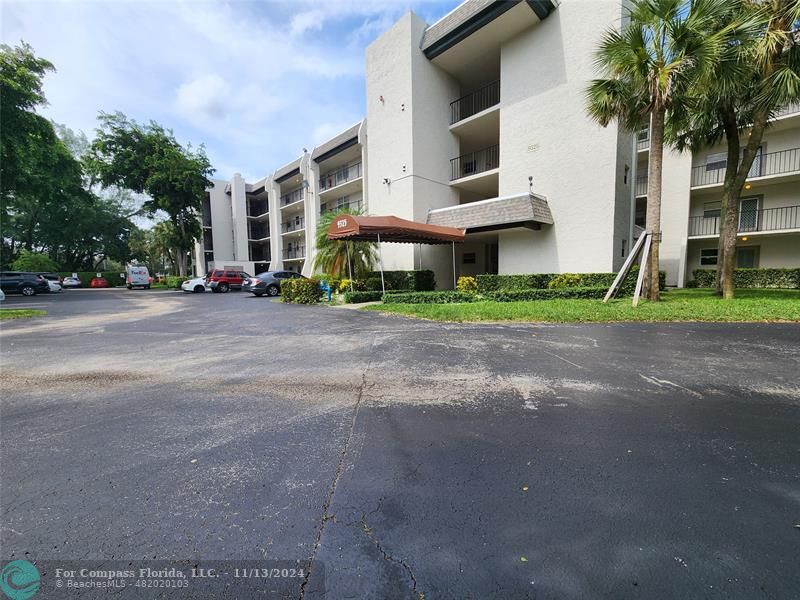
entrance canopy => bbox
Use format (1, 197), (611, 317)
(327, 214), (465, 244)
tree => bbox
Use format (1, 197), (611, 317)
(586, 0), (738, 301)
(11, 250), (60, 272)
(670, 0), (800, 299)
(313, 207), (376, 282)
(85, 113), (214, 276)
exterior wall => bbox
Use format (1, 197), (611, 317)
(689, 180), (799, 216)
(498, 0), (624, 274)
(228, 174), (249, 263)
(366, 12), (459, 286)
(657, 149), (693, 286)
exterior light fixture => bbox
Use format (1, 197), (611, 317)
(744, 183), (752, 190)
(742, 236), (748, 241)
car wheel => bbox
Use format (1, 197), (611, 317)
(218, 283), (229, 293)
(194, 285), (205, 293)
(21, 285), (36, 296)
(127, 284), (132, 290)
(266, 285), (279, 297)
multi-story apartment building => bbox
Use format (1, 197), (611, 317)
(195, 0), (799, 286)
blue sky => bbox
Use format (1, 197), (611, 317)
(3, 0), (461, 182)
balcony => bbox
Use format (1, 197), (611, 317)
(249, 245), (271, 262)
(450, 81), (500, 125)
(688, 205), (800, 237)
(319, 162), (362, 193)
(282, 218), (305, 234)
(450, 145), (499, 181)
(280, 186), (304, 208)
(637, 129), (649, 151)
(635, 175), (648, 197)
(248, 223), (269, 241)
(774, 102), (800, 120)
(247, 199), (268, 218)
(284, 246), (305, 260)
(691, 147), (800, 188)
(321, 199), (363, 215)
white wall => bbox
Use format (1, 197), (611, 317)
(229, 174), (249, 263)
(658, 149), (693, 286)
(498, 0), (624, 274)
(687, 234), (800, 271)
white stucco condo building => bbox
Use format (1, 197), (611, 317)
(195, 0), (799, 287)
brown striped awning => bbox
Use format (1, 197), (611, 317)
(327, 215), (465, 244)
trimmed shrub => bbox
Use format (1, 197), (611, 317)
(383, 291), (476, 304)
(692, 268), (800, 289)
(484, 286), (607, 302)
(344, 290), (383, 303)
(456, 276), (478, 294)
(548, 273), (583, 289)
(165, 276), (184, 289)
(477, 267), (665, 294)
(367, 270), (436, 292)
(281, 278), (321, 304)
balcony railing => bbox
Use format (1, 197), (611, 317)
(247, 199), (268, 217)
(688, 205), (800, 237)
(773, 102), (800, 119)
(691, 147), (800, 187)
(280, 186), (304, 207)
(450, 145), (499, 181)
(282, 218), (305, 234)
(635, 175), (648, 197)
(637, 128), (649, 151)
(249, 246), (271, 262)
(201, 212), (212, 227)
(248, 224), (269, 240)
(284, 246), (305, 260)
(450, 80), (500, 125)
(321, 199), (363, 215)
(319, 162), (362, 192)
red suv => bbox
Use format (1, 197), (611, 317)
(206, 269), (251, 293)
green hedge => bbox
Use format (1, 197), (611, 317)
(691, 268), (800, 289)
(383, 291), (476, 304)
(281, 279), (321, 304)
(57, 271), (126, 286)
(366, 270), (436, 292)
(380, 287), (609, 304)
(343, 290), (384, 303)
(484, 286), (607, 302)
(476, 267), (665, 294)
(164, 276), (184, 289)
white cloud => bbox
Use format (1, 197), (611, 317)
(2, 0), (460, 181)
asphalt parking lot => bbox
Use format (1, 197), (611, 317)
(1, 289), (799, 599)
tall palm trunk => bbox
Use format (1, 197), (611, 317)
(644, 108), (665, 301)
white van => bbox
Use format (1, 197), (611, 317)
(126, 266), (151, 289)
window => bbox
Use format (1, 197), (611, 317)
(736, 247), (758, 268)
(700, 248), (718, 266)
(635, 197), (647, 228)
(705, 152), (727, 171)
(703, 201), (721, 219)
(739, 197), (759, 232)
(463, 252), (476, 265)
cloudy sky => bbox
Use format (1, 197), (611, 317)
(3, 0), (460, 181)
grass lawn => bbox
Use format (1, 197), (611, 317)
(363, 289), (800, 323)
(0, 309), (47, 321)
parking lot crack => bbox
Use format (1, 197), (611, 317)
(359, 508), (422, 599)
(299, 343), (376, 599)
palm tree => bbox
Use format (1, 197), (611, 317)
(672, 0), (800, 299)
(586, 0), (736, 301)
(314, 206), (377, 285)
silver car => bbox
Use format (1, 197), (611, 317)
(242, 271), (305, 297)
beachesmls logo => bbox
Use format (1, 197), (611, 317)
(0, 560), (40, 600)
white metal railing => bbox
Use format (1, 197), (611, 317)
(319, 162), (362, 192)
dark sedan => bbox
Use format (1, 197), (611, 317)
(242, 271), (305, 297)
(0, 271), (51, 296)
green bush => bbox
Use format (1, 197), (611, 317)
(692, 268), (800, 289)
(364, 277), (387, 291)
(343, 290), (383, 303)
(366, 270), (436, 292)
(456, 276), (478, 294)
(548, 273), (583, 289)
(281, 278), (321, 304)
(484, 286), (607, 302)
(165, 276), (184, 289)
(383, 291), (476, 304)
(477, 267), (665, 294)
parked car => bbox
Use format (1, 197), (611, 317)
(126, 265), (151, 289)
(90, 277), (110, 288)
(206, 269), (251, 293)
(181, 276), (208, 293)
(0, 271), (50, 296)
(243, 271), (306, 297)
(0, 289), (5, 302)
(62, 276), (82, 288)
(38, 272), (63, 285)
(46, 279), (63, 293)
